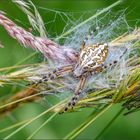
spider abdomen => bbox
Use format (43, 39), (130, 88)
(73, 43), (108, 77)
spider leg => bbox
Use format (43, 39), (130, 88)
(90, 48), (128, 75)
(83, 30), (95, 47)
(61, 76), (87, 113)
(28, 65), (73, 86)
(83, 23), (113, 47)
(82, 26), (101, 49)
(81, 31), (94, 50)
(103, 48), (128, 68)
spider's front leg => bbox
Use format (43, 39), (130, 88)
(62, 76), (87, 113)
(28, 65), (73, 86)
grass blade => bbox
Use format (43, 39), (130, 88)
(0, 92), (42, 110)
(4, 99), (66, 139)
(94, 108), (124, 140)
(0, 119), (30, 133)
(27, 112), (58, 139)
(5, 52), (38, 74)
(14, 52), (38, 66)
(55, 0), (123, 40)
(65, 104), (112, 140)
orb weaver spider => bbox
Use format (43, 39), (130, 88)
(30, 29), (127, 113)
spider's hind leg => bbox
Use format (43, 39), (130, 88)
(61, 76), (87, 113)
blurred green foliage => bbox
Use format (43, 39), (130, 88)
(0, 0), (140, 139)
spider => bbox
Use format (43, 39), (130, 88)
(30, 29), (127, 113)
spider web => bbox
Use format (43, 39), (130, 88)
(63, 10), (131, 50)
(38, 7), (131, 49)
(26, 7), (134, 105)
(10, 1), (136, 103)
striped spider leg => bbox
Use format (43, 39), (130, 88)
(29, 65), (73, 85)
(63, 76), (87, 112)
(83, 26), (100, 47)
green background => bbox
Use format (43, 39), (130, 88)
(0, 0), (140, 139)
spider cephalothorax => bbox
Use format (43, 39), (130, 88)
(73, 43), (108, 78)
